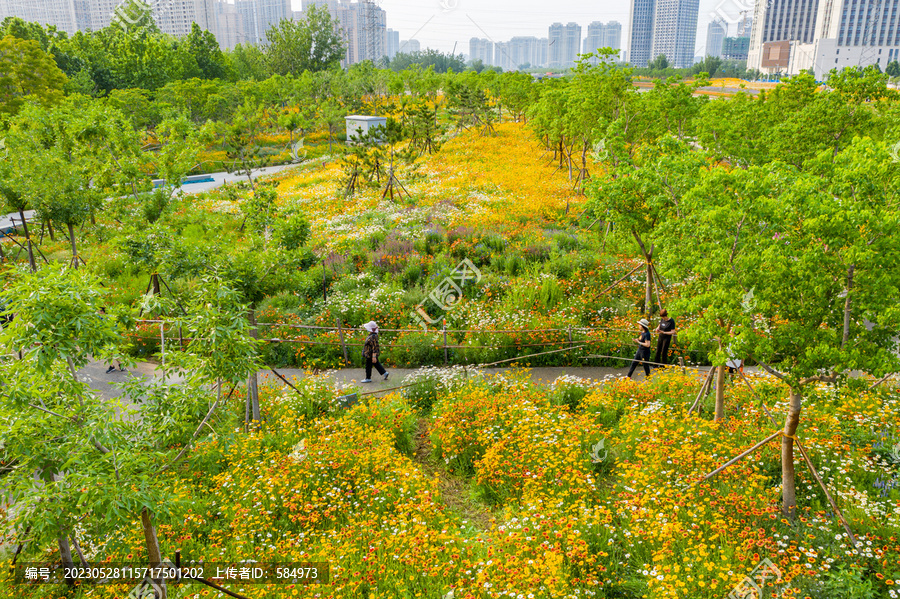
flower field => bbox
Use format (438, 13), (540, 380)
(15, 368), (896, 599)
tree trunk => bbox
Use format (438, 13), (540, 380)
(714, 365), (726, 421)
(47, 220), (55, 241)
(152, 274), (161, 296)
(58, 535), (75, 585)
(645, 251), (654, 318)
(141, 507), (167, 599)
(18, 209), (36, 272)
(247, 309), (260, 425)
(68, 223), (78, 268)
(781, 388), (802, 517)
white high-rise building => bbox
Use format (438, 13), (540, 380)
(603, 21), (622, 52)
(548, 21), (581, 67)
(469, 37), (493, 65)
(385, 28), (399, 59)
(705, 18), (727, 58)
(0, 0), (218, 37)
(399, 38), (420, 53)
(650, 0), (700, 68)
(584, 21), (605, 57)
(748, 0), (900, 78)
(583, 21), (622, 61)
(236, 0), (290, 45)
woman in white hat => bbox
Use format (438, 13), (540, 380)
(361, 321), (389, 383)
(627, 318), (652, 379)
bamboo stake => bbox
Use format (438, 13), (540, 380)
(597, 263), (643, 297)
(694, 431), (782, 485)
(795, 438), (859, 549)
(688, 367), (716, 414)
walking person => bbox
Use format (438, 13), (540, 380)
(653, 309), (677, 367)
(627, 318), (653, 379)
(361, 321), (389, 383)
(99, 307), (125, 374)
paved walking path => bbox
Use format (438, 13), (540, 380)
(80, 360), (708, 400)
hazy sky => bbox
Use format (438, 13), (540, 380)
(291, 0), (742, 59)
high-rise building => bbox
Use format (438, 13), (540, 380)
(385, 28), (400, 59)
(705, 18), (727, 58)
(583, 21), (605, 57)
(0, 0), (79, 33)
(583, 21), (621, 61)
(469, 37), (493, 65)
(722, 36), (750, 61)
(0, 0), (218, 37)
(548, 22), (581, 67)
(494, 41), (513, 71)
(650, 0), (700, 68)
(747, 0), (900, 77)
(236, 0), (290, 45)
(399, 39), (420, 53)
(625, 0), (656, 66)
(603, 21), (622, 52)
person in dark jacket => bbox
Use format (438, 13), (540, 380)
(653, 309), (677, 367)
(627, 318), (652, 379)
(361, 321), (389, 383)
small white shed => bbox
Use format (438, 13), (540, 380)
(345, 115), (387, 142)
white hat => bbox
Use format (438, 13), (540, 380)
(638, 318), (651, 328)
(362, 321), (378, 332)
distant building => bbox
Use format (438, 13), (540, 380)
(626, 0), (656, 67)
(650, 0), (700, 68)
(548, 21), (581, 67)
(0, 0), (218, 37)
(301, 0), (386, 65)
(236, 0), (290, 45)
(722, 36), (750, 61)
(736, 14), (752, 38)
(469, 37), (494, 66)
(494, 41), (513, 71)
(748, 0), (900, 77)
(583, 21), (621, 62)
(385, 28), (400, 59)
(604, 21), (622, 52)
(510, 36), (543, 68)
(705, 18), (726, 58)
(399, 38), (420, 54)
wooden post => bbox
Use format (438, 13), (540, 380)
(567, 326), (573, 348)
(442, 320), (449, 366)
(337, 317), (348, 365)
(160, 322), (165, 385)
(322, 260), (327, 304)
(679, 356), (686, 374)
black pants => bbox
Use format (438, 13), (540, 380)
(654, 335), (672, 366)
(628, 350), (651, 378)
(365, 357), (386, 379)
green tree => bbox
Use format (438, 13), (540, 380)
(183, 22), (229, 80)
(886, 60), (900, 78)
(647, 54), (669, 71)
(265, 8), (345, 76)
(659, 141), (900, 516)
(0, 35), (66, 116)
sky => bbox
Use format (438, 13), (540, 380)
(291, 0), (747, 59)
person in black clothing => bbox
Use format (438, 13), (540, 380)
(361, 320), (389, 383)
(627, 318), (652, 378)
(653, 309), (677, 367)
